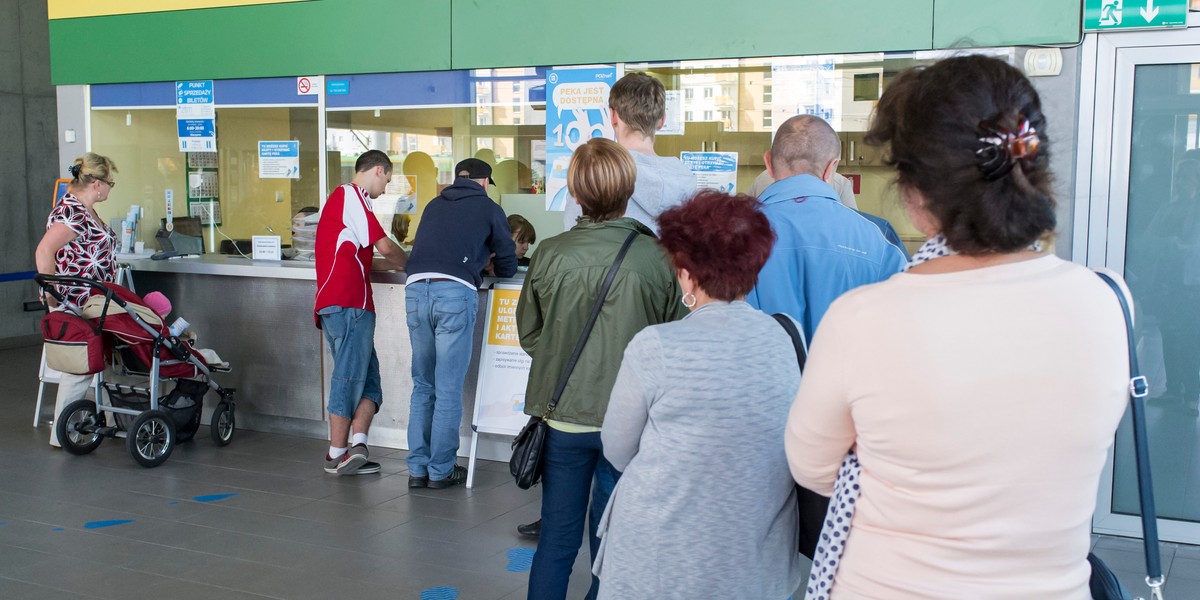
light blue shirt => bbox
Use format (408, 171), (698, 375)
(747, 174), (908, 340)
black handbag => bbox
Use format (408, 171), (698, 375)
(509, 230), (640, 489)
(772, 313), (829, 560)
(1089, 272), (1165, 600)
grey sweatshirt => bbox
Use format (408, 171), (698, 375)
(562, 151), (697, 235)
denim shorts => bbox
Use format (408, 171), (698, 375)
(318, 306), (382, 419)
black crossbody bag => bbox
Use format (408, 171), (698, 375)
(510, 230), (639, 489)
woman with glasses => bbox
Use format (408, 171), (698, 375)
(35, 152), (120, 447)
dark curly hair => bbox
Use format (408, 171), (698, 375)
(657, 191), (775, 301)
(866, 54), (1056, 254)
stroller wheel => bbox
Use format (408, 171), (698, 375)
(210, 401), (235, 446)
(57, 400), (104, 455)
(126, 409), (175, 468)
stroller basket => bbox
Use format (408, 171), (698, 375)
(105, 379), (206, 440)
(34, 273), (237, 467)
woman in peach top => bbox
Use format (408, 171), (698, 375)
(785, 55), (1131, 599)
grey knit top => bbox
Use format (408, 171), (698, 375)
(594, 300), (804, 600)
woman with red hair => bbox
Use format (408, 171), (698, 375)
(593, 190), (803, 599)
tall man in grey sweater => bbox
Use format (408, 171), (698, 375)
(561, 72), (697, 234)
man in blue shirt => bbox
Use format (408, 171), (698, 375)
(747, 115), (908, 341)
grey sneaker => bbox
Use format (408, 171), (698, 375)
(339, 444), (369, 475)
(324, 449), (368, 476)
(356, 461), (381, 475)
(428, 465), (468, 489)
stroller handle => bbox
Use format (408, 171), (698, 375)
(33, 274), (128, 309)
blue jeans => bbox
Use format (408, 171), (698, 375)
(405, 280), (478, 480)
(528, 428), (620, 600)
(318, 306), (382, 419)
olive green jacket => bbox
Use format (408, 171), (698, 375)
(518, 217), (687, 427)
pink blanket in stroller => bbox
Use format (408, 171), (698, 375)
(82, 283), (211, 379)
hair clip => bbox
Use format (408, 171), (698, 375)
(68, 163), (82, 179)
(976, 116), (1040, 181)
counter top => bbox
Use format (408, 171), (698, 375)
(121, 255), (319, 281)
(121, 254), (524, 287)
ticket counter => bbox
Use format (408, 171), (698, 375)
(126, 255), (521, 461)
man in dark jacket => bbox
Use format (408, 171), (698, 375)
(404, 158), (517, 489)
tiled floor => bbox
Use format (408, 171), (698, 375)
(1, 342), (1198, 599)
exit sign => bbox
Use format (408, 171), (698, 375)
(1085, 0), (1188, 31)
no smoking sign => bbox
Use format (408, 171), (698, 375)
(296, 76), (318, 96)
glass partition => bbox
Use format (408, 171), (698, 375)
(325, 67), (548, 249)
(90, 108), (179, 249)
(91, 105), (320, 255)
(88, 51), (1019, 260)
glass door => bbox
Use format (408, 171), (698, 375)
(1091, 37), (1200, 545)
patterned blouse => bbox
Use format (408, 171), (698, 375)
(46, 193), (116, 306)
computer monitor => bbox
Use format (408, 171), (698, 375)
(154, 217), (204, 256)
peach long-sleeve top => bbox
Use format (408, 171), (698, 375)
(785, 256), (1130, 599)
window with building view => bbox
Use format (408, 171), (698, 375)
(86, 49), (1015, 258)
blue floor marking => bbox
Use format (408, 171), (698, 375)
(51, 528), (64, 531)
(167, 501), (178, 505)
(505, 547), (535, 572)
(193, 493), (238, 503)
(420, 586), (460, 600)
(83, 519), (135, 529)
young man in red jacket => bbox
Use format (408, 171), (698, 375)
(314, 150), (407, 475)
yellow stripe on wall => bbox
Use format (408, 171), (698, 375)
(48, 0), (311, 20)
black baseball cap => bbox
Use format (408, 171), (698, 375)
(454, 158), (495, 185)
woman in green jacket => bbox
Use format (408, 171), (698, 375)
(518, 137), (687, 600)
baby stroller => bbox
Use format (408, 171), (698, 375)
(36, 274), (237, 467)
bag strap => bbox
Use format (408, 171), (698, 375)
(545, 230), (640, 415)
(772, 313), (807, 372)
(1095, 271), (1165, 597)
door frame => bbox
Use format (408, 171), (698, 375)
(1079, 13), (1200, 545)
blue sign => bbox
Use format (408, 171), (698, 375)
(544, 66), (616, 211)
(177, 119), (216, 138)
(176, 80), (215, 152)
(175, 80), (214, 106)
(327, 80), (350, 95)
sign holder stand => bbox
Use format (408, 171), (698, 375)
(466, 283), (531, 488)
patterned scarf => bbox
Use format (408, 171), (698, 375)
(908, 233), (1043, 269)
(907, 233), (955, 268)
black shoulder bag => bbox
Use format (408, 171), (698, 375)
(510, 230), (640, 489)
(1089, 272), (1165, 600)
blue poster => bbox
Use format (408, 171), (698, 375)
(258, 141), (300, 179)
(176, 80), (215, 152)
(681, 151), (739, 193)
(544, 67), (616, 211)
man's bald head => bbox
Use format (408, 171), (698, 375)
(767, 115), (842, 180)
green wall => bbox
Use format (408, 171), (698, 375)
(451, 0), (935, 69)
(49, 0), (452, 84)
(50, 0), (1084, 84)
